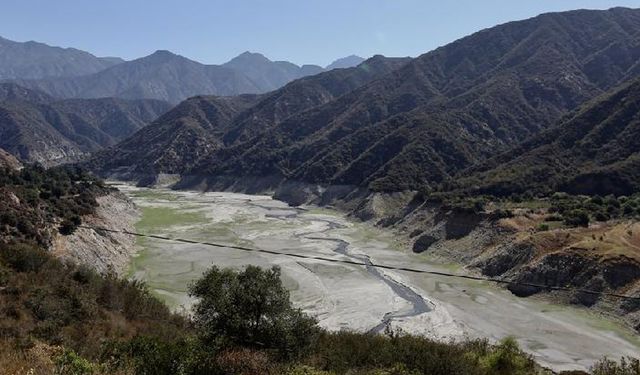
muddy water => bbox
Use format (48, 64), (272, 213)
(120, 184), (640, 372)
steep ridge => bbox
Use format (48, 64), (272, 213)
(0, 35), (122, 80)
(452, 77), (640, 197)
(0, 84), (171, 165)
(222, 51), (324, 92)
(9, 50), (362, 104)
(326, 55), (366, 70)
(87, 56), (411, 176)
(86, 94), (260, 176)
(178, 7), (640, 192)
(9, 50), (259, 104)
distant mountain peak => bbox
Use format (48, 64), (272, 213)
(226, 51), (272, 66)
(326, 55), (366, 70)
(151, 49), (174, 55)
(147, 49), (181, 60)
(239, 51), (266, 58)
(0, 35), (124, 80)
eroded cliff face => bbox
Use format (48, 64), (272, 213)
(383, 197), (640, 333)
(51, 191), (138, 276)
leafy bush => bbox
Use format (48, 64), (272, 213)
(563, 210), (590, 227)
(477, 337), (534, 375)
(189, 265), (319, 359)
(1, 242), (50, 273)
(0, 164), (110, 244)
(310, 332), (537, 375)
(591, 357), (640, 375)
(55, 349), (95, 375)
(102, 335), (214, 375)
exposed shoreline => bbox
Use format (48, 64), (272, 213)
(98, 172), (640, 334)
(115, 182), (640, 372)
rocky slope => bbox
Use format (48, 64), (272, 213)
(0, 148), (21, 169)
(0, 35), (123, 80)
(52, 191), (139, 275)
(0, 84), (171, 165)
(451, 77), (640, 197)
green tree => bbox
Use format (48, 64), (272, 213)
(479, 337), (535, 375)
(189, 265), (319, 359)
(563, 209), (590, 227)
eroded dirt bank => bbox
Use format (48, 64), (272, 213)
(52, 191), (139, 275)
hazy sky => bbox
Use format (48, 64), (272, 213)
(1, 0), (639, 66)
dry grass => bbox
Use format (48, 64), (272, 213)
(0, 340), (58, 375)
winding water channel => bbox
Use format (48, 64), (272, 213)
(118, 184), (640, 372)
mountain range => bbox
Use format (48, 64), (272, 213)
(0, 36), (123, 80)
(84, 55), (410, 175)
(0, 83), (171, 165)
(0, 36), (365, 103)
(87, 7), (640, 199)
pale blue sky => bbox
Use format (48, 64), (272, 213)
(1, 1), (639, 66)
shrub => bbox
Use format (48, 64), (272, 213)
(1, 242), (50, 273)
(285, 365), (335, 375)
(103, 335), (195, 375)
(189, 265), (319, 359)
(545, 214), (564, 222)
(604, 195), (621, 208)
(216, 348), (273, 375)
(563, 210), (590, 227)
(55, 349), (95, 375)
(590, 195), (604, 205)
(59, 219), (78, 235)
(313, 331), (489, 375)
(478, 337), (534, 375)
(593, 211), (610, 222)
(591, 357), (640, 375)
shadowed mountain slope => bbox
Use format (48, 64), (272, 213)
(0, 36), (123, 80)
(452, 77), (640, 197)
(87, 56), (410, 175)
(0, 84), (171, 165)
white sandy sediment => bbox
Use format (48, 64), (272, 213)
(117, 184), (640, 372)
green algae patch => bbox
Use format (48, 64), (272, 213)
(135, 206), (205, 233)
